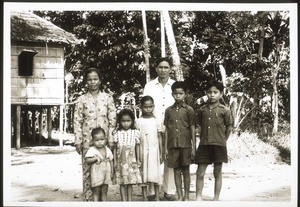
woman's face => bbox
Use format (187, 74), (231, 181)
(86, 71), (100, 92)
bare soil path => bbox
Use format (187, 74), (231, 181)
(6, 146), (293, 205)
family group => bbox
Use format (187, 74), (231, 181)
(73, 57), (233, 202)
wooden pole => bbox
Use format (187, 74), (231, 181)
(47, 107), (52, 145)
(142, 10), (150, 83)
(16, 105), (21, 149)
(24, 109), (30, 146)
(39, 108), (43, 145)
(59, 105), (64, 148)
(32, 109), (36, 145)
(161, 10), (183, 81)
(161, 11), (166, 58)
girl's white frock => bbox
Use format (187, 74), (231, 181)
(136, 117), (163, 185)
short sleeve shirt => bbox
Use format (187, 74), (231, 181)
(164, 103), (196, 148)
(143, 77), (175, 126)
(197, 103), (232, 146)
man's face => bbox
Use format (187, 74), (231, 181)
(155, 61), (171, 79)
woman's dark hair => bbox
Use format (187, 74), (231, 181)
(91, 127), (106, 139)
(206, 80), (224, 92)
(140, 95), (154, 106)
(117, 108), (136, 130)
(84, 67), (100, 82)
(155, 57), (173, 68)
(171, 81), (187, 92)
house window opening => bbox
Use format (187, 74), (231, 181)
(18, 49), (37, 76)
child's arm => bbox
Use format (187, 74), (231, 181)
(85, 156), (100, 165)
(164, 129), (169, 161)
(158, 131), (163, 164)
(190, 125), (196, 160)
(136, 143), (141, 166)
(225, 125), (233, 141)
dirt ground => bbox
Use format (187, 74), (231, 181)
(5, 145), (295, 206)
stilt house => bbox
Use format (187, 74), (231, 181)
(11, 11), (78, 149)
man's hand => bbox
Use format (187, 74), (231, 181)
(164, 148), (168, 161)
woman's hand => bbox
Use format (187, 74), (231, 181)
(75, 144), (81, 155)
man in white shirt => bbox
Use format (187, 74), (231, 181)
(143, 57), (176, 201)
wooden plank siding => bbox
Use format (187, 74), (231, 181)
(11, 45), (65, 105)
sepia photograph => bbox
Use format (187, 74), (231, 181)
(2, 2), (298, 207)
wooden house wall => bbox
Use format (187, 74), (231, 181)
(11, 45), (65, 105)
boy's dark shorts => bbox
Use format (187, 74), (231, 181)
(194, 145), (228, 164)
(167, 147), (192, 168)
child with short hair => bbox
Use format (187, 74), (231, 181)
(85, 127), (114, 202)
(195, 80), (233, 201)
(113, 109), (142, 201)
(136, 95), (163, 201)
(164, 81), (196, 201)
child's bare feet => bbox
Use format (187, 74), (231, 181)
(177, 196), (184, 201)
(195, 196), (203, 201)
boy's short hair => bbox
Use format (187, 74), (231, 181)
(171, 81), (187, 92)
(206, 80), (224, 92)
(91, 127), (106, 139)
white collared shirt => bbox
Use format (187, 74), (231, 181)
(143, 77), (175, 126)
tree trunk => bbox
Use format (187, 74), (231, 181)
(162, 10), (183, 81)
(142, 10), (150, 83)
(271, 43), (284, 134)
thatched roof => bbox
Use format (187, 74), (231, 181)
(11, 11), (79, 44)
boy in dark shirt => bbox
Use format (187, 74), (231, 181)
(164, 81), (196, 201)
(195, 80), (233, 201)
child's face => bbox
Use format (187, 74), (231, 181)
(206, 86), (222, 103)
(120, 115), (133, 130)
(141, 100), (154, 117)
(93, 133), (106, 148)
(172, 88), (186, 104)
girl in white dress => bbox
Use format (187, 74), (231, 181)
(136, 95), (163, 201)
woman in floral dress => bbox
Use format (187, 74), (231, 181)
(73, 68), (117, 201)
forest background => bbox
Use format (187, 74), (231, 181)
(32, 10), (291, 161)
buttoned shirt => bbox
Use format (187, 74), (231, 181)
(164, 103), (196, 149)
(197, 103), (232, 146)
(143, 77), (175, 128)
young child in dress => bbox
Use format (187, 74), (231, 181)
(136, 95), (163, 201)
(85, 127), (114, 202)
(113, 108), (143, 201)
(164, 81), (196, 201)
(195, 80), (233, 201)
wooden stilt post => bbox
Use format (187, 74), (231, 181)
(39, 108), (43, 145)
(59, 105), (64, 148)
(24, 109), (29, 146)
(32, 109), (36, 145)
(16, 105), (21, 149)
(47, 107), (52, 145)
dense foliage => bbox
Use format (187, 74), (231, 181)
(34, 10), (290, 134)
